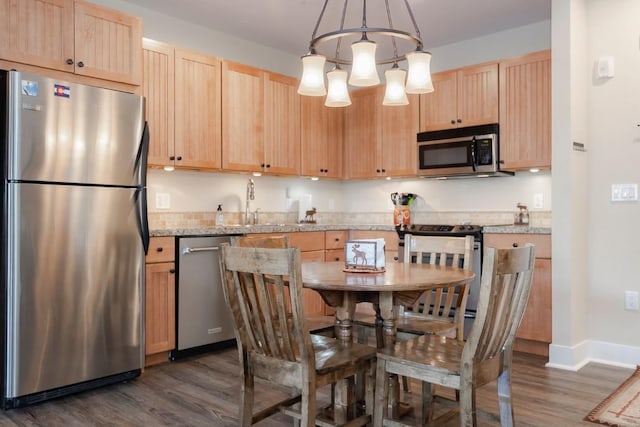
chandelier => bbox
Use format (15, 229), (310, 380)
(297, 0), (434, 107)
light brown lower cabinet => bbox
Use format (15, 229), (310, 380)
(145, 237), (176, 367)
(483, 233), (552, 357)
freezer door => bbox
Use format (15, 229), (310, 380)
(4, 183), (144, 398)
(6, 71), (145, 186)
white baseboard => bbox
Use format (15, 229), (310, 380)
(547, 340), (640, 371)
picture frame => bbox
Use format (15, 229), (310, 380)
(344, 239), (385, 271)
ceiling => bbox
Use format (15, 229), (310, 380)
(121, 0), (551, 59)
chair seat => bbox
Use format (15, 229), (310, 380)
(311, 334), (376, 376)
(378, 334), (464, 380)
(353, 312), (457, 338)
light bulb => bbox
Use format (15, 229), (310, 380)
(382, 68), (408, 106)
(325, 68), (351, 107)
(298, 54), (327, 96)
(348, 40), (380, 87)
(406, 50), (433, 94)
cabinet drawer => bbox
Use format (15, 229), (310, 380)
(325, 230), (348, 250)
(288, 231), (325, 252)
(146, 237), (176, 263)
(483, 233), (550, 259)
(325, 249), (345, 262)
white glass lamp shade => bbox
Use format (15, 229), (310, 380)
(298, 54), (327, 96)
(325, 68), (351, 107)
(382, 68), (408, 106)
(348, 40), (380, 87)
(405, 50), (433, 94)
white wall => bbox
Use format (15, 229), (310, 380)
(549, 0), (640, 370)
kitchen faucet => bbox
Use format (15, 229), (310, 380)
(245, 178), (255, 225)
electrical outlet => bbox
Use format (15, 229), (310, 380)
(624, 291), (639, 311)
(533, 193), (544, 209)
(155, 193), (171, 209)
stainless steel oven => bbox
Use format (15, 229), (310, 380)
(396, 224), (482, 339)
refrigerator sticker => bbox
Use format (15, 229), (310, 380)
(54, 84), (71, 98)
(21, 80), (38, 97)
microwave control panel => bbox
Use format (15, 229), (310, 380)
(476, 139), (493, 165)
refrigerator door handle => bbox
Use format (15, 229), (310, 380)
(137, 188), (150, 255)
(136, 121), (150, 188)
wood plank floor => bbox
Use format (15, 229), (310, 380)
(0, 346), (632, 426)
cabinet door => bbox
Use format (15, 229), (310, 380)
(301, 96), (344, 179)
(301, 250), (327, 316)
(145, 262), (176, 356)
(457, 63), (499, 128)
(344, 86), (381, 179)
(264, 72), (300, 175)
(499, 50), (551, 170)
(0, 0), (74, 73)
(380, 94), (419, 177)
(222, 61), (264, 172)
(174, 48), (222, 170)
(74, 1), (142, 85)
(419, 69), (458, 131)
(143, 39), (175, 169)
(419, 63), (498, 131)
(516, 258), (551, 343)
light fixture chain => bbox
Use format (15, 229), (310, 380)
(403, 0), (422, 47)
(311, 0), (330, 41)
(385, 0), (399, 61)
(334, 0), (349, 61)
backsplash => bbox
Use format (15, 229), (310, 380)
(148, 210), (552, 230)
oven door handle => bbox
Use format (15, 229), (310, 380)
(470, 136), (478, 172)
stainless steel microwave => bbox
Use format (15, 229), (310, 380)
(417, 123), (513, 178)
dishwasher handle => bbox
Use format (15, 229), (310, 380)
(182, 246), (221, 255)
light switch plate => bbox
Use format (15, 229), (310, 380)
(533, 193), (543, 209)
(156, 192), (171, 209)
(611, 184), (638, 202)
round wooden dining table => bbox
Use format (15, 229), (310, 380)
(301, 261), (475, 422)
(302, 261), (476, 350)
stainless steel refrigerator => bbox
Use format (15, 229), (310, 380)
(0, 70), (149, 408)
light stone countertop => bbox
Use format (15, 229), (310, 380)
(481, 225), (551, 234)
(150, 223), (551, 237)
(149, 223), (396, 237)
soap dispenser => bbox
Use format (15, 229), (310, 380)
(216, 204), (224, 226)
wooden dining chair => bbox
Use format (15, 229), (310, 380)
(231, 234), (289, 249)
(355, 234), (475, 344)
(218, 245), (376, 426)
(373, 243), (536, 427)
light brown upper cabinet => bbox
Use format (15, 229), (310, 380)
(222, 61), (301, 176)
(0, 0), (142, 86)
(499, 50), (551, 171)
(419, 62), (498, 131)
(143, 39), (222, 170)
(345, 86), (418, 179)
(300, 96), (344, 179)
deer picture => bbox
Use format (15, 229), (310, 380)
(351, 243), (367, 265)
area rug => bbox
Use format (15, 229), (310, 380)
(585, 365), (640, 426)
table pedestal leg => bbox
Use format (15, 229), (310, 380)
(332, 293), (356, 424)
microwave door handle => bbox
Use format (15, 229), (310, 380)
(470, 137), (478, 171)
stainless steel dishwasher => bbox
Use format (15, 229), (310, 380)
(171, 236), (236, 359)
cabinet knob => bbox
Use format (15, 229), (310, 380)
(66, 58), (74, 65)
(176, 156), (182, 161)
(381, 168), (386, 173)
(169, 156), (175, 160)
(512, 243), (519, 248)
(376, 169), (381, 173)
(169, 269), (176, 274)
(157, 247), (163, 252)
(457, 118), (462, 123)
(77, 61), (85, 68)
(266, 164), (270, 168)
(450, 120), (456, 124)
(335, 237), (340, 242)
